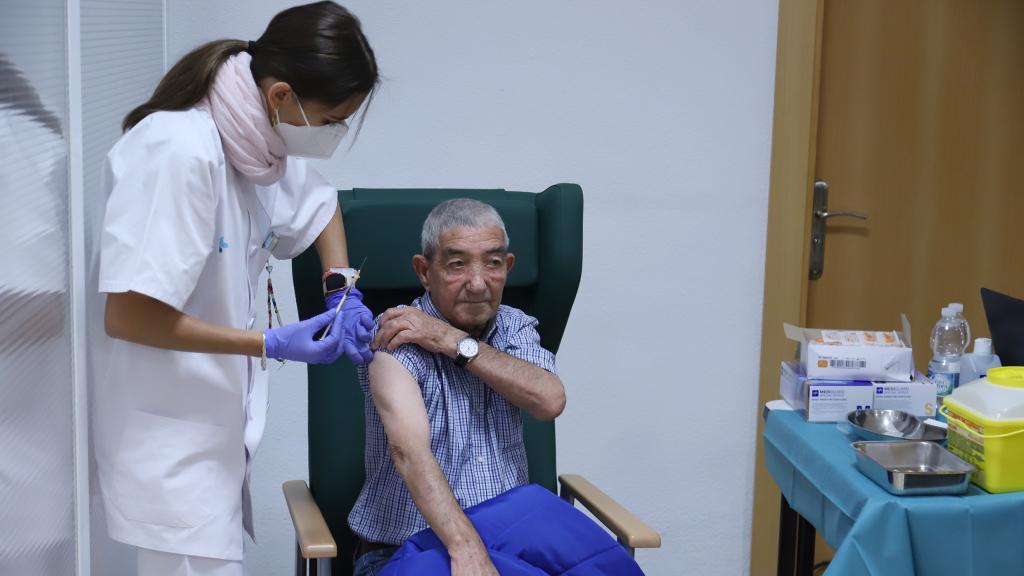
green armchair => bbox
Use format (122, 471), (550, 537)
(283, 184), (660, 575)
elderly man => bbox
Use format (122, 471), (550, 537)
(348, 198), (566, 575)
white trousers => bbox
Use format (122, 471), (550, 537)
(137, 548), (244, 576)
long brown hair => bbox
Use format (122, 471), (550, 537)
(122, 1), (378, 131)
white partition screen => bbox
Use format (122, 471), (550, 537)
(0, 2), (76, 575)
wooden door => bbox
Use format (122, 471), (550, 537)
(809, 0), (1024, 366)
(750, 1), (1024, 573)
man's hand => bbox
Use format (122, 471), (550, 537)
(373, 307), (465, 356)
(450, 542), (499, 576)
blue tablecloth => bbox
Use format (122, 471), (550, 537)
(764, 408), (1024, 576)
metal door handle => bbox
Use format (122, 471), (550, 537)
(814, 209), (868, 221)
(809, 181), (868, 280)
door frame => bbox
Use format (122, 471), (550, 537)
(748, 0), (823, 572)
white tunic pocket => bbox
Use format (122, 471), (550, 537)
(111, 410), (226, 528)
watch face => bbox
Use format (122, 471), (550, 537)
(324, 273), (348, 292)
(325, 267), (358, 292)
(458, 338), (479, 357)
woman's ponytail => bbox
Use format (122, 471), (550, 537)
(122, 2), (379, 133)
(122, 39), (247, 131)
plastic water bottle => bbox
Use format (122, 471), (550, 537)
(959, 337), (1001, 386)
(948, 302), (972, 350)
(928, 306), (968, 398)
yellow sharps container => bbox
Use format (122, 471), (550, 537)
(944, 366), (1024, 493)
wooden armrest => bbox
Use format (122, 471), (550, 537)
(282, 480), (337, 559)
(558, 474), (662, 550)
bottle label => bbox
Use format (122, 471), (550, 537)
(929, 369), (959, 396)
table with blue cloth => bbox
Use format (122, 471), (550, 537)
(763, 405), (1024, 576)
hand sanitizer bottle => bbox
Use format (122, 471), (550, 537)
(959, 337), (1002, 387)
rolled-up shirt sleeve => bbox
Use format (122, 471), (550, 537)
(358, 308), (431, 392)
(501, 311), (557, 374)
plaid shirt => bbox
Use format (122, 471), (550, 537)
(348, 292), (557, 545)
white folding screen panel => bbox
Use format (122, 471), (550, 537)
(0, 2), (76, 575)
(81, 0), (165, 267)
(80, 0), (166, 574)
(0, 1), (166, 574)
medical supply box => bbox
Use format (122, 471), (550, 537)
(780, 361), (874, 422)
(783, 315), (914, 382)
(872, 373), (938, 418)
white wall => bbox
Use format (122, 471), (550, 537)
(168, 2), (778, 574)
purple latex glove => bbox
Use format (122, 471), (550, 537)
(325, 286), (374, 365)
(264, 309), (343, 364)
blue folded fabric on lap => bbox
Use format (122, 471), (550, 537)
(380, 484), (644, 575)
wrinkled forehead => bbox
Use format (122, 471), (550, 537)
(437, 225), (508, 256)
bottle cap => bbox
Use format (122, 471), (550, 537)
(973, 337), (993, 356)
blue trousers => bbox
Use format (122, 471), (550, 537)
(379, 484), (644, 575)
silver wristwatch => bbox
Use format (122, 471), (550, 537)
(455, 336), (480, 366)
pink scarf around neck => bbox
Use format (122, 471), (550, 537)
(204, 52), (286, 186)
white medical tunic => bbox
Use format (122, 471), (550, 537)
(94, 107), (336, 560)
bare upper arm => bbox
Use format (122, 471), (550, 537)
(104, 290), (176, 340)
(368, 351), (430, 453)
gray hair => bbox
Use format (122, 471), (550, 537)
(421, 198), (509, 259)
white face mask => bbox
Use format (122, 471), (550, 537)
(274, 95), (348, 159)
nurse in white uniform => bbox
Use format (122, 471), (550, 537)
(94, 3), (378, 574)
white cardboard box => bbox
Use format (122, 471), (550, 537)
(780, 361), (874, 422)
(783, 315), (914, 382)
(872, 372), (938, 418)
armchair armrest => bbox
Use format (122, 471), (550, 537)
(558, 474), (662, 552)
(282, 480), (337, 559)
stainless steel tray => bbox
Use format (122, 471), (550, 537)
(847, 409), (946, 442)
(853, 441), (974, 496)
